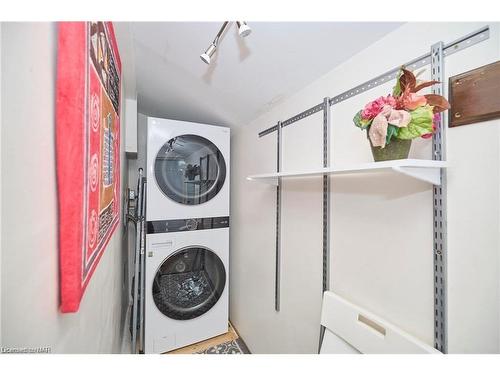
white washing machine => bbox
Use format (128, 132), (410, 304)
(146, 117), (230, 221)
(144, 226), (229, 354)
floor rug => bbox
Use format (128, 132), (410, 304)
(167, 323), (250, 354)
(196, 338), (250, 354)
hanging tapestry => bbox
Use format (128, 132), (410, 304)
(56, 22), (121, 312)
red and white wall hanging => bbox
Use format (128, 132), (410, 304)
(56, 22), (121, 312)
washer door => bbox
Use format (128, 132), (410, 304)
(152, 246), (226, 320)
(154, 134), (226, 205)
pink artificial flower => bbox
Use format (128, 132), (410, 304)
(421, 113), (440, 139)
(361, 95), (397, 119)
(369, 105), (411, 148)
(403, 93), (427, 110)
(421, 131), (433, 139)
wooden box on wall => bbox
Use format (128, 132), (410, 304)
(449, 60), (500, 127)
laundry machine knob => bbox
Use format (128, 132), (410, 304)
(184, 219), (198, 231)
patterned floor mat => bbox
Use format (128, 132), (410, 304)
(196, 338), (250, 354)
(167, 323), (250, 354)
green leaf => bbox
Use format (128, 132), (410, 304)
(353, 110), (372, 129)
(386, 125), (398, 145)
(392, 70), (402, 97)
(396, 105), (434, 140)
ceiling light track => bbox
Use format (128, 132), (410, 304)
(200, 21), (252, 64)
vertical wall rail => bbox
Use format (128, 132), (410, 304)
(275, 121), (282, 312)
(318, 97), (331, 352)
(138, 177), (146, 353)
(322, 97), (331, 293)
(431, 41), (448, 353)
(131, 168), (144, 353)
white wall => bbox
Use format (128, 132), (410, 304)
(1, 23), (128, 353)
(230, 22), (500, 353)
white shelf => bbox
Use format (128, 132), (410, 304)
(247, 159), (448, 186)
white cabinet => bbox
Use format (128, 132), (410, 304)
(125, 97), (137, 155)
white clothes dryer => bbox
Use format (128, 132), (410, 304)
(146, 117), (230, 221)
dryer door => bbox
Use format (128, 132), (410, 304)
(152, 246), (226, 320)
(154, 134), (226, 205)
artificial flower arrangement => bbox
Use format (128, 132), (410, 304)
(353, 68), (451, 161)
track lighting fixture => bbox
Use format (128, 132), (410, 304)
(200, 43), (217, 65)
(236, 21), (252, 38)
(200, 21), (252, 64)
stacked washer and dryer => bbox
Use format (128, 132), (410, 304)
(144, 117), (230, 354)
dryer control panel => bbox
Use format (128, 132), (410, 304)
(146, 216), (229, 234)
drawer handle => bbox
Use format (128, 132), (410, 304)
(358, 314), (386, 337)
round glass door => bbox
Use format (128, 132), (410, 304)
(154, 134), (226, 205)
(152, 246), (226, 320)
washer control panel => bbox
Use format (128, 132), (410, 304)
(147, 216), (229, 234)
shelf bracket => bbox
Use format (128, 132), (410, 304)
(392, 166), (441, 185)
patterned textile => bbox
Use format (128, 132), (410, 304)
(197, 340), (247, 354)
(56, 22), (121, 312)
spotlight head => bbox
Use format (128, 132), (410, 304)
(200, 53), (211, 65)
(236, 21), (252, 38)
(200, 43), (217, 64)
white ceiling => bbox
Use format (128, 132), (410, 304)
(127, 22), (403, 127)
